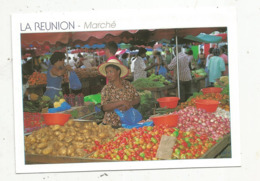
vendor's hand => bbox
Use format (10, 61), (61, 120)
(118, 100), (132, 111)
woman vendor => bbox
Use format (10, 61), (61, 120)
(98, 59), (140, 128)
(44, 52), (71, 101)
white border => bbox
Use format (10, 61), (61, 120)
(12, 8), (240, 173)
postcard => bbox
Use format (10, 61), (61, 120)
(12, 8), (240, 173)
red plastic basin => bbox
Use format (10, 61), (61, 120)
(157, 97), (180, 109)
(150, 114), (178, 127)
(195, 99), (219, 112)
(42, 113), (71, 126)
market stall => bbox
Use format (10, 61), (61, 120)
(22, 28), (231, 164)
(23, 76), (231, 163)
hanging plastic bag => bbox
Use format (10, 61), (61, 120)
(84, 93), (101, 104)
(114, 107), (142, 125)
(158, 65), (167, 77)
(197, 58), (202, 65)
(69, 71), (82, 90)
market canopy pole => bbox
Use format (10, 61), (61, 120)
(175, 30), (180, 99)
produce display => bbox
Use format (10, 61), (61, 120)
(148, 74), (171, 85)
(176, 106), (230, 140)
(172, 130), (217, 159)
(28, 72), (47, 86)
(24, 120), (125, 157)
(137, 90), (157, 120)
(64, 93), (84, 107)
(214, 76), (229, 87)
(24, 71), (232, 163)
(23, 112), (46, 133)
(75, 67), (100, 79)
(87, 125), (216, 161)
(191, 68), (207, 78)
(178, 90), (230, 111)
(132, 78), (165, 90)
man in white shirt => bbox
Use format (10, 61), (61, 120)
(133, 48), (157, 81)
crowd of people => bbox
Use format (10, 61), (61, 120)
(21, 41), (228, 128)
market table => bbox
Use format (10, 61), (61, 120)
(25, 134), (231, 164)
(139, 83), (177, 99)
(192, 76), (206, 92)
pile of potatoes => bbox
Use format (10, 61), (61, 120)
(24, 120), (125, 157)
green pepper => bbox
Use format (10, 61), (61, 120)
(175, 148), (180, 155)
(187, 142), (191, 148)
(139, 152), (145, 158)
(151, 137), (157, 144)
(147, 126), (153, 131)
(173, 131), (179, 137)
(184, 137), (190, 142)
(116, 155), (120, 160)
(180, 154), (186, 159)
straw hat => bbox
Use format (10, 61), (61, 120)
(98, 59), (129, 78)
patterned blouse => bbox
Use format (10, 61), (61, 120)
(101, 79), (140, 127)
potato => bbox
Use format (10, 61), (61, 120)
(67, 128), (76, 136)
(66, 119), (74, 126)
(74, 122), (81, 128)
(36, 148), (42, 154)
(67, 145), (75, 157)
(98, 133), (106, 139)
(37, 142), (48, 149)
(28, 135), (36, 144)
(31, 144), (37, 150)
(54, 131), (61, 136)
(73, 142), (84, 149)
(58, 146), (67, 156)
(51, 125), (61, 131)
(75, 135), (84, 141)
(75, 149), (86, 157)
(42, 146), (53, 155)
(92, 122), (98, 126)
(27, 149), (36, 154)
(64, 136), (73, 143)
(84, 124), (91, 130)
(58, 133), (65, 141)
(60, 127), (67, 133)
(40, 136), (49, 143)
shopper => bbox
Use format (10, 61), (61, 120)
(208, 48), (226, 86)
(220, 47), (228, 76)
(205, 47), (214, 87)
(98, 59), (140, 127)
(43, 52), (72, 101)
(154, 51), (167, 77)
(167, 46), (192, 102)
(132, 47), (157, 81)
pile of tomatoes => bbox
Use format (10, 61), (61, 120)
(86, 125), (216, 161)
(28, 72), (47, 86)
(172, 130), (217, 159)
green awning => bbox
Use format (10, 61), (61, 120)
(184, 33), (222, 43)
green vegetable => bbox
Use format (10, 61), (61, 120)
(175, 148), (180, 155)
(151, 137), (157, 144)
(139, 152), (145, 158)
(132, 78), (165, 90)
